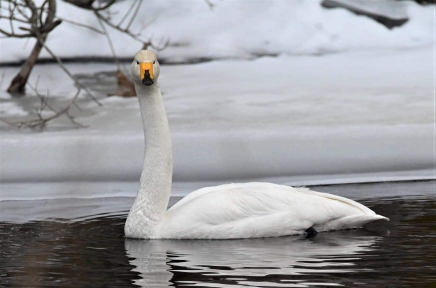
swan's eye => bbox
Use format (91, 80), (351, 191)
(136, 60), (139, 65)
(153, 61), (156, 64)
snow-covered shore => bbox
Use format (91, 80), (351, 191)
(0, 0), (434, 200)
(1, 0), (433, 64)
(0, 47), (434, 198)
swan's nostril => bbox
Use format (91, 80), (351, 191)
(142, 79), (154, 86)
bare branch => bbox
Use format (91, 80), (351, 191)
(0, 0), (61, 38)
(0, 70), (5, 90)
(64, 0), (116, 11)
(96, 14), (120, 69)
(0, 27), (33, 38)
(0, 14), (29, 24)
(15, 5), (31, 21)
(26, 0), (39, 33)
(136, 14), (160, 34)
(92, 0), (116, 11)
(125, 0), (142, 31)
(204, 0), (215, 10)
(39, 38), (102, 105)
(153, 37), (169, 51)
(0, 117), (21, 129)
(0, 82), (86, 129)
(117, 0), (136, 27)
(55, 16), (104, 34)
(94, 9), (168, 52)
(94, 11), (142, 40)
(8, 1), (17, 34)
(39, 0), (49, 28)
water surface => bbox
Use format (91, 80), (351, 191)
(1, 181), (435, 287)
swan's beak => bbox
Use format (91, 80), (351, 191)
(140, 62), (154, 86)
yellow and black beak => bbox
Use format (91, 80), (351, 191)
(139, 62), (154, 86)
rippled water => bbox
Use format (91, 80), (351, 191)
(1, 181), (435, 287)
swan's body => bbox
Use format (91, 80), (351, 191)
(125, 50), (388, 239)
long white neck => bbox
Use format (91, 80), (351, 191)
(125, 81), (173, 238)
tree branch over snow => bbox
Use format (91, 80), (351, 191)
(63, 0), (116, 11)
(36, 34), (102, 105)
(0, 0), (190, 128)
(0, 0), (62, 38)
(53, 15), (104, 34)
(0, 79), (86, 129)
(1, 0), (63, 94)
(92, 0), (169, 52)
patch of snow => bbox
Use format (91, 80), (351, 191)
(0, 48), (433, 188)
(0, 0), (433, 64)
(0, 101), (28, 116)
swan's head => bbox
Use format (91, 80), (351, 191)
(131, 50), (160, 86)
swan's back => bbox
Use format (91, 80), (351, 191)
(158, 183), (388, 239)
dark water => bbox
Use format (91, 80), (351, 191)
(1, 181), (436, 287)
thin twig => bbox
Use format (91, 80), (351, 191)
(34, 75), (41, 90)
(22, 36), (30, 49)
(0, 27), (33, 37)
(0, 70), (5, 90)
(0, 117), (21, 128)
(117, 0), (136, 27)
(0, 83), (86, 129)
(125, 0), (142, 31)
(8, 1), (16, 34)
(0, 0), (61, 38)
(27, 82), (85, 128)
(205, 0), (215, 10)
(37, 36), (102, 106)
(0, 13), (29, 24)
(94, 10), (168, 51)
(136, 14), (159, 35)
(96, 15), (120, 70)
(92, 0), (116, 11)
(15, 4), (30, 21)
(53, 15), (104, 34)
(94, 11), (143, 40)
(39, 0), (49, 28)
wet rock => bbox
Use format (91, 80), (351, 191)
(321, 0), (409, 29)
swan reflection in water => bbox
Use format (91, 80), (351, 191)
(125, 231), (380, 287)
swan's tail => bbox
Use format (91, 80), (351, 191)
(315, 214), (389, 232)
(296, 187), (390, 231)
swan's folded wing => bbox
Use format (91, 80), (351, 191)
(167, 184), (233, 214)
(160, 183), (387, 239)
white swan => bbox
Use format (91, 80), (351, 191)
(125, 50), (388, 239)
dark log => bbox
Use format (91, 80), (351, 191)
(7, 0), (58, 95)
(7, 34), (47, 95)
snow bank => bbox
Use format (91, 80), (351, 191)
(0, 47), (433, 190)
(0, 0), (433, 63)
